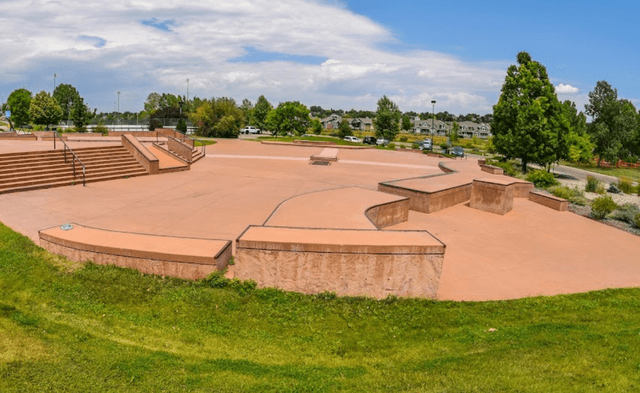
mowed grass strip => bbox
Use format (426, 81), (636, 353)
(0, 222), (639, 392)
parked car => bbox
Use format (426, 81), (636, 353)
(343, 136), (361, 143)
(376, 138), (389, 146)
(363, 136), (377, 145)
(241, 126), (261, 134)
(451, 146), (465, 157)
(419, 139), (433, 151)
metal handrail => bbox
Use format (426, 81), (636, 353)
(53, 131), (86, 186)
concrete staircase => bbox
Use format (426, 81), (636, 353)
(0, 145), (148, 194)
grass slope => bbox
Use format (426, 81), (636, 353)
(1, 222), (639, 392)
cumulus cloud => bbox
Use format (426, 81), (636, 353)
(0, 0), (508, 114)
(556, 83), (579, 94)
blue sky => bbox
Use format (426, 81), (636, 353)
(1, 0), (638, 115)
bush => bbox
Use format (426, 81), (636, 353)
(548, 186), (588, 206)
(590, 195), (618, 220)
(634, 213), (640, 229)
(387, 143), (395, 150)
(486, 160), (520, 177)
(618, 177), (634, 194)
(411, 143), (420, 150)
(596, 183), (606, 194)
(526, 170), (559, 188)
(585, 176), (599, 193)
(610, 203), (640, 224)
(149, 119), (162, 131)
(94, 121), (108, 136)
(399, 135), (408, 142)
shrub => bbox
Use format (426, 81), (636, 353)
(387, 143), (395, 150)
(596, 183), (606, 194)
(149, 119), (162, 131)
(610, 203), (640, 224)
(399, 135), (408, 142)
(585, 176), (599, 193)
(618, 177), (634, 194)
(411, 143), (420, 150)
(486, 160), (519, 177)
(548, 186), (588, 206)
(526, 170), (559, 188)
(634, 213), (640, 229)
(94, 122), (108, 136)
(590, 195), (618, 220)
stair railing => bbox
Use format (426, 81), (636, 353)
(53, 131), (86, 186)
(176, 132), (206, 159)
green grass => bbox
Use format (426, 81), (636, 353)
(193, 139), (216, 147)
(257, 135), (363, 146)
(1, 222), (640, 392)
(561, 161), (640, 183)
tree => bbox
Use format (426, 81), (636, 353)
(53, 84), (81, 122)
(338, 119), (352, 138)
(29, 91), (63, 129)
(561, 100), (593, 163)
(189, 97), (245, 138)
(492, 51), (570, 172)
(450, 121), (460, 143)
(266, 101), (310, 137)
(310, 118), (323, 135)
(374, 96), (401, 141)
(70, 97), (96, 131)
(401, 115), (412, 132)
(6, 88), (32, 126)
(585, 81), (638, 165)
(253, 95), (273, 132)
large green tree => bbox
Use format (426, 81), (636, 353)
(492, 51), (570, 172)
(310, 118), (323, 135)
(401, 115), (412, 132)
(253, 95), (273, 132)
(6, 88), (32, 126)
(337, 119), (352, 138)
(374, 96), (401, 141)
(29, 91), (63, 129)
(189, 97), (244, 138)
(266, 101), (310, 137)
(53, 84), (81, 122)
(584, 81), (638, 165)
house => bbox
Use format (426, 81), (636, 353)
(321, 115), (374, 131)
(412, 118), (450, 136)
(412, 117), (491, 139)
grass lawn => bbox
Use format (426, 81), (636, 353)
(257, 135), (363, 146)
(561, 161), (640, 183)
(1, 222), (640, 392)
(193, 139), (217, 147)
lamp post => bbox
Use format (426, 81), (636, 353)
(117, 91), (120, 125)
(430, 100), (436, 146)
(186, 78), (189, 103)
(53, 73), (58, 92)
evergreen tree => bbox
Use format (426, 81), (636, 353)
(492, 52), (570, 172)
(70, 97), (95, 131)
(253, 95), (273, 132)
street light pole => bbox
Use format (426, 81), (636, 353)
(431, 100), (436, 146)
(186, 78), (189, 103)
(53, 73), (58, 92)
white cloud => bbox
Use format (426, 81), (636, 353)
(0, 0), (509, 114)
(556, 83), (579, 94)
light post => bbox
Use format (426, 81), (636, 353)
(430, 100), (436, 146)
(53, 73), (58, 92)
(117, 91), (120, 125)
(186, 78), (189, 103)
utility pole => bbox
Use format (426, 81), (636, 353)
(53, 73), (58, 92)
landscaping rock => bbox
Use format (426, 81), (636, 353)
(608, 184), (622, 194)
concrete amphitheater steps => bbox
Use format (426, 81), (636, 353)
(0, 146), (149, 194)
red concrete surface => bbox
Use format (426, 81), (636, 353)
(1, 138), (639, 301)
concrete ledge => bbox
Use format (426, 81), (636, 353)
(294, 140), (336, 146)
(310, 148), (339, 162)
(365, 198), (410, 229)
(39, 224), (232, 280)
(529, 191), (569, 211)
(480, 164), (504, 175)
(121, 134), (158, 174)
(0, 133), (38, 141)
(378, 180), (471, 214)
(168, 137), (193, 162)
(513, 182), (535, 198)
(235, 226), (445, 298)
(470, 178), (514, 215)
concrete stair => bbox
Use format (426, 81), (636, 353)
(0, 146), (149, 194)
